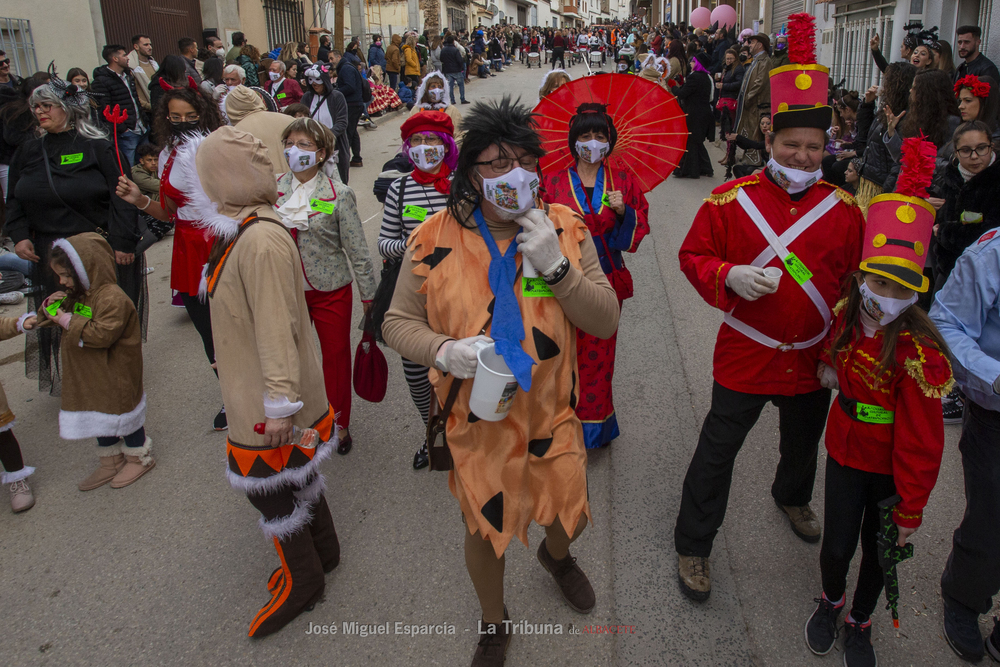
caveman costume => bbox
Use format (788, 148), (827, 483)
(182, 126), (340, 638)
(674, 14), (865, 560)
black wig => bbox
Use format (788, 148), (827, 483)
(447, 95), (544, 228)
(568, 102), (618, 160)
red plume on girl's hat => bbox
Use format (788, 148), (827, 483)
(860, 136), (937, 292)
(769, 13), (831, 131)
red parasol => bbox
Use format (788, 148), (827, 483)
(533, 73), (688, 192)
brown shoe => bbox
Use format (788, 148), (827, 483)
(79, 446), (126, 491)
(677, 554), (711, 601)
(776, 501), (822, 543)
(471, 607), (511, 667)
(536, 538), (595, 614)
(110, 438), (155, 489)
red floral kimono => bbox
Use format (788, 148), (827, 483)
(541, 162), (650, 448)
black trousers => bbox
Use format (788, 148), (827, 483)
(346, 104), (363, 162)
(0, 430), (24, 473)
(819, 456), (897, 618)
(180, 293), (215, 366)
(941, 401), (1000, 616)
(674, 382), (830, 556)
(551, 47), (565, 69)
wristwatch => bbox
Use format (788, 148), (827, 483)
(541, 256), (571, 285)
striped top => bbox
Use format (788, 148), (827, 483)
(377, 174), (450, 259)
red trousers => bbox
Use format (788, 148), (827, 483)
(305, 285), (353, 429)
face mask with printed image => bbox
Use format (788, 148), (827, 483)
(408, 144), (445, 172)
(269, 71), (282, 81)
(858, 280), (917, 326)
(480, 167), (538, 218)
(285, 146), (319, 173)
(575, 139), (610, 164)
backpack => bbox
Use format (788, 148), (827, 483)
(360, 75), (373, 104)
(372, 153), (413, 203)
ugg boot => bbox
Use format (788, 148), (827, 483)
(110, 437), (155, 488)
(248, 527), (326, 638)
(79, 445), (126, 491)
(309, 494), (341, 573)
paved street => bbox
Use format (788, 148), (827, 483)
(0, 62), (995, 667)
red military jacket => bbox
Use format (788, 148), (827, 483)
(678, 173), (864, 395)
(823, 307), (953, 528)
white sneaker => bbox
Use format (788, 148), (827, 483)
(9, 479), (34, 513)
(0, 291), (25, 305)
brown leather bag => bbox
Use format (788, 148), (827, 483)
(425, 314), (494, 472)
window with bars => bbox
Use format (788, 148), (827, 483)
(263, 0), (306, 52)
(0, 17), (38, 78)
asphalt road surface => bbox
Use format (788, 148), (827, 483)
(0, 61), (994, 667)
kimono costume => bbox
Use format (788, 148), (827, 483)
(541, 162), (650, 448)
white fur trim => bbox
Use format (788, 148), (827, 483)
(122, 436), (153, 466)
(257, 473), (326, 540)
(58, 393), (147, 440)
(2, 466), (34, 484)
(263, 394), (304, 419)
(0, 419), (15, 434)
(97, 442), (123, 456)
(197, 263), (209, 302)
(171, 136), (242, 242)
(16, 312), (35, 334)
(540, 69), (569, 94)
(52, 239), (90, 291)
(414, 71), (451, 110)
(226, 438), (335, 497)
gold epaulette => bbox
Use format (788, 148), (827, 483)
(704, 175), (760, 205)
(835, 188), (858, 208)
(902, 335), (956, 399)
(833, 297), (848, 316)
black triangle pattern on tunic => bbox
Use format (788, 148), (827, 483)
(528, 437), (553, 457)
(481, 492), (504, 532)
(284, 446), (312, 470)
(487, 297), (495, 316)
(246, 455), (280, 478)
(228, 450), (243, 475)
(532, 327), (560, 360)
(421, 247), (452, 269)
(468, 411), (481, 423)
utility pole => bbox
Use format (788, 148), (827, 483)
(334, 0), (345, 50)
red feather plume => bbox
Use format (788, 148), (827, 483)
(896, 135), (937, 199)
(787, 13), (817, 65)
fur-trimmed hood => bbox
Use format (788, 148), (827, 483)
(414, 71), (451, 110)
(52, 233), (117, 294)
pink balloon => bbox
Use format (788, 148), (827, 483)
(690, 7), (712, 30)
(711, 4), (738, 30)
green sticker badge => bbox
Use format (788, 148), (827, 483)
(276, 92), (287, 100)
(522, 276), (554, 297)
(309, 198), (335, 214)
(44, 298), (65, 318)
(782, 252), (814, 285)
(402, 204), (428, 221)
(601, 193), (611, 208)
(855, 402), (894, 424)
(61, 153), (84, 165)
(73, 303), (93, 319)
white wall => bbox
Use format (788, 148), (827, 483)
(2, 0), (102, 77)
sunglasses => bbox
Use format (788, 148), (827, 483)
(0, 59), (10, 66)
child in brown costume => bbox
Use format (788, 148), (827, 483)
(29, 233), (154, 490)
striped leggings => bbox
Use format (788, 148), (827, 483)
(402, 358), (433, 425)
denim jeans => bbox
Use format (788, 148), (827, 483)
(446, 72), (466, 103)
(116, 132), (141, 170)
(0, 252), (34, 276)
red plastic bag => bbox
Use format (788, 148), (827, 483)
(353, 329), (388, 403)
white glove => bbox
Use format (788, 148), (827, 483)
(435, 336), (493, 379)
(817, 362), (839, 391)
(725, 265), (778, 301)
(516, 209), (564, 276)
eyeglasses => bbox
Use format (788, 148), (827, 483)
(168, 114), (200, 123)
(284, 139), (318, 150)
(31, 102), (54, 113)
(956, 143), (992, 158)
(409, 132), (444, 146)
(473, 155), (540, 173)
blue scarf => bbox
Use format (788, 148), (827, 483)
(569, 165), (606, 216)
(472, 207), (535, 391)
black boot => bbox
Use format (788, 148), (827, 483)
(309, 494), (341, 573)
(248, 528), (325, 638)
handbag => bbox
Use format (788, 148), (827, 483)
(353, 315), (389, 403)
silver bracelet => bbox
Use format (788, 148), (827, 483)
(138, 195), (152, 211)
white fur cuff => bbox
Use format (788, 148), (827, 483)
(263, 395), (304, 419)
(1, 466), (34, 484)
(59, 394), (147, 440)
(122, 437), (153, 466)
(17, 312), (35, 334)
(52, 239), (90, 291)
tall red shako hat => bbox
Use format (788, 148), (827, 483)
(861, 136), (937, 291)
(769, 14), (831, 131)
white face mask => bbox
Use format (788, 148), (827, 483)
(408, 144), (446, 172)
(618, 63), (628, 71)
(284, 146), (319, 173)
(428, 87), (445, 102)
(858, 280), (917, 326)
(767, 157), (822, 195)
(481, 167), (539, 219)
(575, 139), (610, 164)
(269, 71), (282, 81)
(216, 48), (226, 58)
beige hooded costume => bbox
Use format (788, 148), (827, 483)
(224, 85), (293, 173)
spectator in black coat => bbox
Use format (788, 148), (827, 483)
(954, 26), (1000, 83)
(90, 44), (145, 167)
(332, 49), (364, 167)
(440, 36), (469, 105)
(672, 52), (715, 179)
(302, 64), (350, 182)
(317, 35), (332, 64)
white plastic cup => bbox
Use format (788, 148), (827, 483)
(763, 266), (783, 287)
(469, 341), (519, 422)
